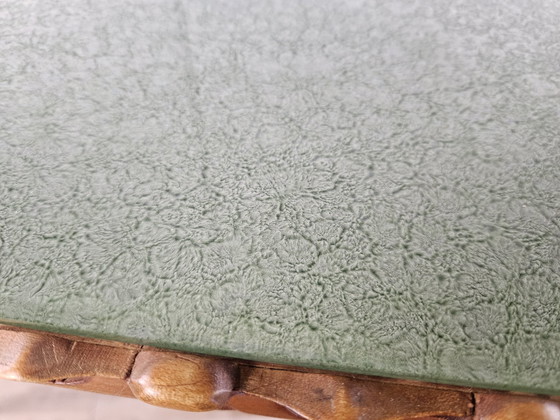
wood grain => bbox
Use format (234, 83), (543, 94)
(474, 394), (560, 420)
(0, 325), (138, 397)
(0, 324), (558, 419)
(129, 349), (236, 411)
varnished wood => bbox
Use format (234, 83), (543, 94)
(0, 324), (558, 419)
(0, 325), (138, 398)
(235, 364), (473, 419)
(474, 393), (560, 420)
(128, 348), (472, 419)
(129, 349), (236, 411)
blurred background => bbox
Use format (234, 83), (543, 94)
(0, 379), (268, 420)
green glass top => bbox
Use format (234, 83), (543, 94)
(1, 0), (559, 395)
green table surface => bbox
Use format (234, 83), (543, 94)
(1, 0), (559, 395)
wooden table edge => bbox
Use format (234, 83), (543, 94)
(0, 323), (558, 419)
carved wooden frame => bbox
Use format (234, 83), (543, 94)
(0, 324), (558, 419)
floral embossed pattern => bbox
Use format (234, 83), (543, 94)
(0, 0), (559, 394)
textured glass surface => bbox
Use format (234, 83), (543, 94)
(1, 0), (559, 394)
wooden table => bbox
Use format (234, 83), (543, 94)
(1, 0), (559, 418)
